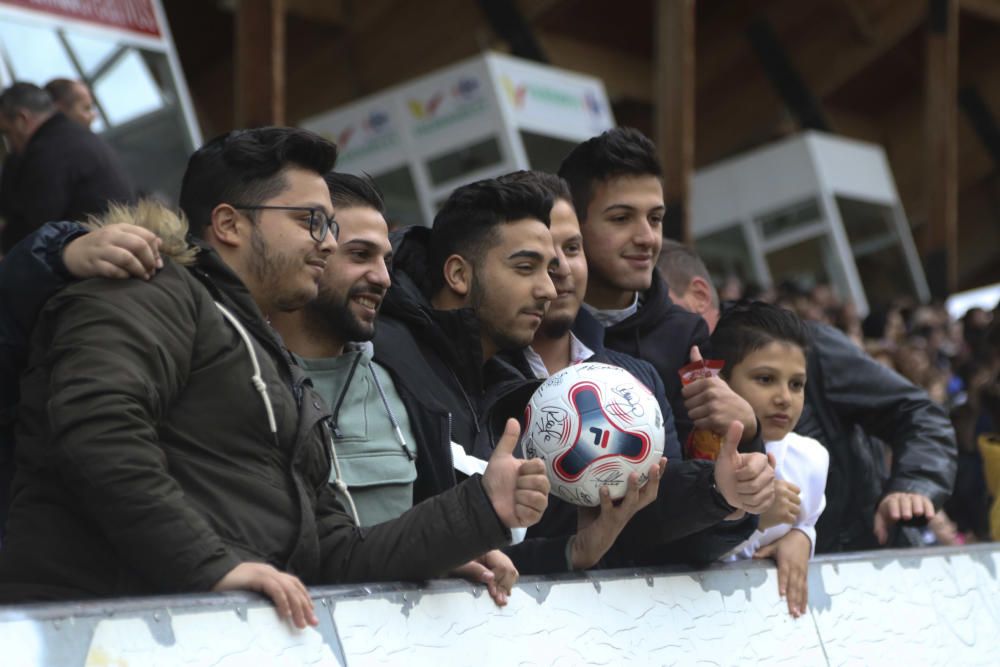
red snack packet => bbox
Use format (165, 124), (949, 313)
(678, 358), (726, 460)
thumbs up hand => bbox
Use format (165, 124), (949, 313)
(482, 419), (551, 529)
(713, 420), (776, 515)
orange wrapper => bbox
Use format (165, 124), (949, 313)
(678, 358), (726, 460)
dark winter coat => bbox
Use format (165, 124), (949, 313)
(0, 113), (134, 252)
(0, 217), (509, 602)
(798, 321), (957, 552)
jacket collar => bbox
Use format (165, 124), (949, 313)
(605, 267), (674, 335)
(383, 225), (489, 397)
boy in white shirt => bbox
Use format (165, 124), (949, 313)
(711, 301), (829, 619)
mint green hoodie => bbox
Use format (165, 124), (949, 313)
(297, 342), (418, 527)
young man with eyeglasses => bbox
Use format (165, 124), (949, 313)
(0, 128), (550, 623)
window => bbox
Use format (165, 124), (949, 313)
(425, 136), (502, 186)
(754, 198), (822, 240)
(520, 130), (576, 174)
(372, 165), (423, 229)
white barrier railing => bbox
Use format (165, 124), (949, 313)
(2, 543), (998, 666)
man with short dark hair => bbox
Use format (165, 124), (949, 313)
(375, 177), (670, 574)
(0, 128), (549, 621)
(43, 78), (97, 129)
(376, 177), (559, 450)
(557, 128), (769, 487)
(271, 173), (518, 604)
(0, 82), (133, 252)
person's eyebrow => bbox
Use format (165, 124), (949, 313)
(601, 203), (666, 214)
(507, 250), (545, 261)
(342, 239), (379, 249)
(602, 203), (637, 214)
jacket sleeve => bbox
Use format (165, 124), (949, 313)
(811, 322), (957, 507)
(605, 459), (757, 566)
(314, 474), (512, 584)
(787, 436), (830, 557)
(0, 221), (89, 422)
(648, 366), (682, 462)
(9, 149), (73, 239)
(35, 278), (241, 592)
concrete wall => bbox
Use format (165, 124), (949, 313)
(2, 544), (998, 666)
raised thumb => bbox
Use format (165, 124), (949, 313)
(492, 418), (522, 458)
(721, 420), (744, 464)
(689, 345), (704, 364)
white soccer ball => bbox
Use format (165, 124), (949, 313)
(520, 362), (664, 507)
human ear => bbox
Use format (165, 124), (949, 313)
(443, 254), (472, 298)
(209, 204), (244, 248)
(690, 277), (713, 314)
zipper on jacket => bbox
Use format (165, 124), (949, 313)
(446, 412), (456, 476)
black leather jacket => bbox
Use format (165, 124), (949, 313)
(797, 321), (957, 552)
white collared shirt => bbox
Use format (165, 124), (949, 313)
(582, 292), (639, 328)
(523, 332), (596, 379)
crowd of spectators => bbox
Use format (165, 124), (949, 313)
(0, 101), (975, 626)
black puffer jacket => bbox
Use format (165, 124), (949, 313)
(798, 321), (958, 552)
(0, 216), (510, 602)
(0, 220), (89, 540)
(0, 113), (134, 252)
(601, 269), (711, 446)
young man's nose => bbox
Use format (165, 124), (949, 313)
(633, 221), (657, 247)
(536, 271), (558, 301)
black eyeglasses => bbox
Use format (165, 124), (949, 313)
(232, 205), (339, 243)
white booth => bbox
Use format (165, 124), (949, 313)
(691, 131), (931, 316)
(301, 51), (616, 227)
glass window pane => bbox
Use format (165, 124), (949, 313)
(754, 198), (822, 240)
(372, 165), (423, 228)
(765, 234), (836, 291)
(694, 224), (756, 287)
(836, 196), (918, 302)
(93, 49), (163, 126)
(63, 31), (120, 78)
(836, 197), (917, 303)
(425, 136), (502, 186)
(0, 21), (77, 83)
(836, 196), (895, 250)
(520, 130), (576, 174)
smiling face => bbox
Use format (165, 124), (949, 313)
(539, 199), (587, 339)
(726, 340), (807, 442)
(241, 166), (337, 313)
(469, 218), (558, 358)
(580, 174), (665, 310)
(307, 205), (392, 343)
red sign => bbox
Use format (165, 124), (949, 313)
(0, 0), (161, 38)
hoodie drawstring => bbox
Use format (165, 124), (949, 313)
(369, 364), (413, 461)
(327, 426), (362, 526)
(326, 351), (414, 527)
(214, 302), (278, 445)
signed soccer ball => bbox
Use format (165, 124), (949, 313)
(520, 362), (664, 507)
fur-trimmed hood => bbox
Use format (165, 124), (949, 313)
(87, 200), (199, 266)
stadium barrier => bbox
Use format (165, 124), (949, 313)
(2, 543), (998, 666)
